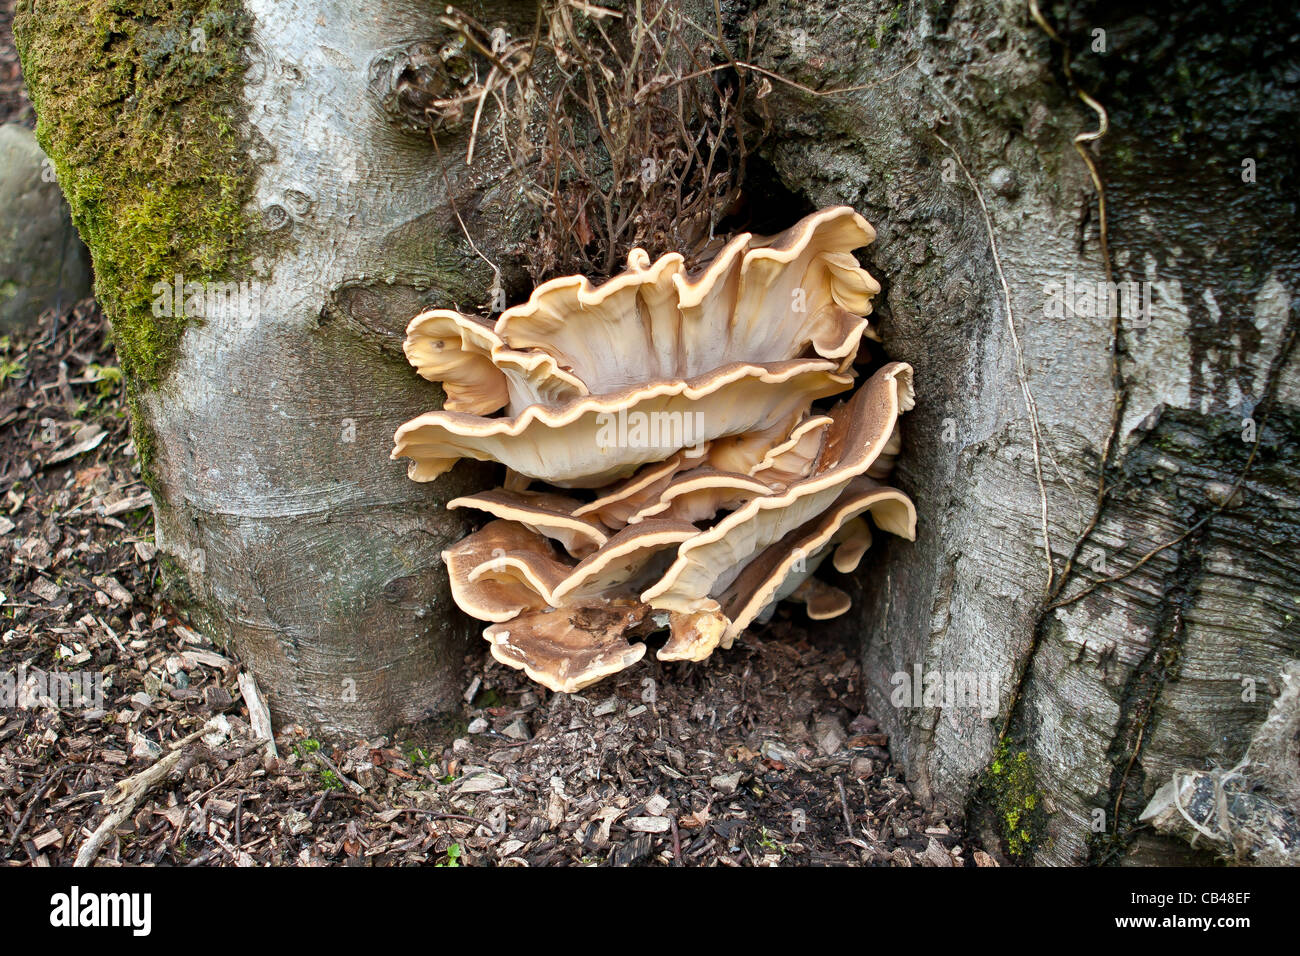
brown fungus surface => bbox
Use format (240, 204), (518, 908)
(393, 207), (917, 694)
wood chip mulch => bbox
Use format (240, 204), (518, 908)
(0, 298), (985, 869)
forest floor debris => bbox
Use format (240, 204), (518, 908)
(0, 300), (982, 867)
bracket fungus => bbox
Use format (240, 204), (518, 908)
(393, 206), (917, 693)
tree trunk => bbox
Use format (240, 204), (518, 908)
(15, 0), (540, 736)
(748, 0), (1299, 863)
(17, 0), (1298, 864)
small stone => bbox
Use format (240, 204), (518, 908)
(452, 737), (471, 754)
(466, 717), (488, 734)
(988, 165), (1019, 198)
(814, 716), (846, 755)
(850, 756), (874, 778)
(282, 809), (311, 835)
(130, 733), (163, 761)
(502, 717), (530, 740)
(0, 124), (94, 334)
(462, 675), (481, 704)
(711, 771), (742, 794)
(760, 739), (801, 767)
(817, 729), (844, 755)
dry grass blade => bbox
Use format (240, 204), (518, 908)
(435, 0), (760, 283)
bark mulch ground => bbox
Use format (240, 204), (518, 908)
(0, 302), (988, 867)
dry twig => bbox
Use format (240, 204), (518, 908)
(74, 719), (221, 867)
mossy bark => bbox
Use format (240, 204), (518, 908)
(16, 0), (542, 736)
(14, 0), (256, 388)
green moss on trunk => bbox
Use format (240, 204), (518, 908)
(980, 739), (1048, 861)
(13, 0), (255, 389)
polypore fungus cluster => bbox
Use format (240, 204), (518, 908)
(392, 206), (916, 693)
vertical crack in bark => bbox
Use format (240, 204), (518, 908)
(993, 315), (1298, 861)
(1028, 0), (1124, 609)
(1087, 523), (1205, 864)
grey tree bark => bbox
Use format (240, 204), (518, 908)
(16, 0), (540, 737)
(750, 0), (1299, 863)
(17, 0), (1298, 864)
(138, 1), (543, 738)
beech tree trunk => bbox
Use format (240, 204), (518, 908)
(15, 0), (539, 736)
(750, 0), (1299, 863)
(17, 0), (1298, 864)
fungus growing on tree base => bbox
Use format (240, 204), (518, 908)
(392, 206), (917, 693)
